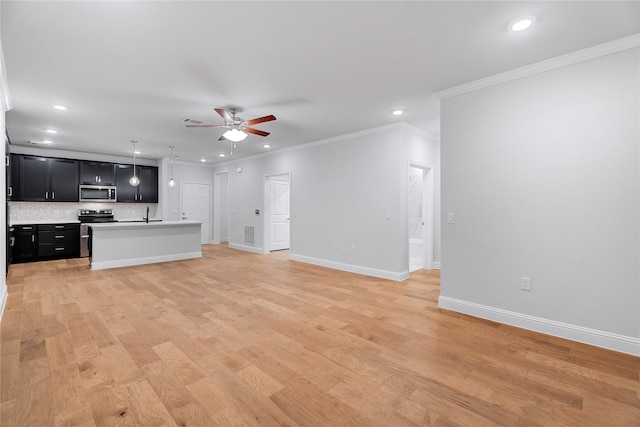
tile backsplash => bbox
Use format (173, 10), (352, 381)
(9, 202), (159, 223)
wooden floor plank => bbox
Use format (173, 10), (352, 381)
(0, 244), (638, 426)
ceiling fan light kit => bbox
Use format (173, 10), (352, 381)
(223, 128), (248, 142)
(186, 107), (276, 147)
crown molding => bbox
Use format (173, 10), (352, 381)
(214, 122), (426, 168)
(0, 42), (13, 112)
(436, 34), (640, 100)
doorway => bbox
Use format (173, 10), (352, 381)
(213, 171), (229, 244)
(180, 182), (211, 244)
(408, 162), (433, 271)
(263, 172), (291, 253)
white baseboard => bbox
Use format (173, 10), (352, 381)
(290, 253), (409, 282)
(228, 243), (265, 254)
(0, 283), (7, 322)
(438, 296), (640, 356)
(90, 251), (202, 270)
(432, 261), (441, 270)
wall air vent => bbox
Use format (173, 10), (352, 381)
(244, 226), (255, 246)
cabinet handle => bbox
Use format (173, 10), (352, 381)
(8, 187), (11, 197)
(55, 235), (64, 239)
(54, 225), (64, 229)
(23, 226), (33, 230)
(31, 235), (35, 243)
(45, 191), (49, 199)
(96, 176), (98, 182)
(52, 192), (55, 199)
(55, 247), (65, 251)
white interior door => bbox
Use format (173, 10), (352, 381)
(408, 162), (433, 272)
(409, 166), (425, 272)
(269, 179), (290, 251)
(181, 182), (211, 244)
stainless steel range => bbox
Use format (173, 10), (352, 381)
(78, 209), (117, 257)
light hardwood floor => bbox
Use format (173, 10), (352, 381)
(1, 244), (638, 426)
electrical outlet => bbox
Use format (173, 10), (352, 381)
(351, 244), (356, 252)
(334, 241), (340, 250)
(447, 213), (455, 224)
(521, 277), (531, 291)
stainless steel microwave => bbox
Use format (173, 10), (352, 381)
(79, 185), (117, 202)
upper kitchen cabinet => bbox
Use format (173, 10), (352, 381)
(138, 166), (158, 203)
(80, 161), (116, 185)
(115, 164), (158, 203)
(12, 154), (79, 202)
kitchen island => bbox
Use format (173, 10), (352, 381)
(89, 221), (202, 270)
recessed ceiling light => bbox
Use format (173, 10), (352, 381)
(392, 109), (403, 116)
(511, 17), (533, 32)
(200, 158), (206, 162)
(263, 144), (271, 148)
(218, 153), (226, 158)
(44, 129), (57, 134)
(53, 105), (67, 111)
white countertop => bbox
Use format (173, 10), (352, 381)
(89, 220), (201, 229)
(10, 220), (81, 226)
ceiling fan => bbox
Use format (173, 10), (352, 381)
(184, 107), (276, 142)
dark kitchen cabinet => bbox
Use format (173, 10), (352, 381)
(138, 166), (158, 203)
(50, 158), (79, 201)
(11, 223), (80, 263)
(116, 164), (158, 203)
(37, 223), (79, 258)
(6, 138), (11, 201)
(115, 164), (137, 202)
(19, 155), (47, 200)
(13, 155), (78, 202)
(13, 225), (37, 262)
(80, 161), (116, 185)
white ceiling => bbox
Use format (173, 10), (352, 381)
(2, 1), (638, 164)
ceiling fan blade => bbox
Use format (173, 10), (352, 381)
(185, 124), (224, 128)
(214, 108), (232, 122)
(246, 114), (276, 126)
(244, 127), (270, 137)
(218, 135), (226, 141)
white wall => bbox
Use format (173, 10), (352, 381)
(213, 123), (439, 280)
(439, 47), (639, 355)
(0, 109), (6, 319)
(0, 16), (9, 318)
(161, 160), (213, 235)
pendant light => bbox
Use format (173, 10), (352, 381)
(168, 145), (175, 187)
(129, 140), (140, 186)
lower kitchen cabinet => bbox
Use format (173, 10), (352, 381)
(11, 223), (80, 263)
(13, 225), (37, 261)
(38, 224), (79, 258)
